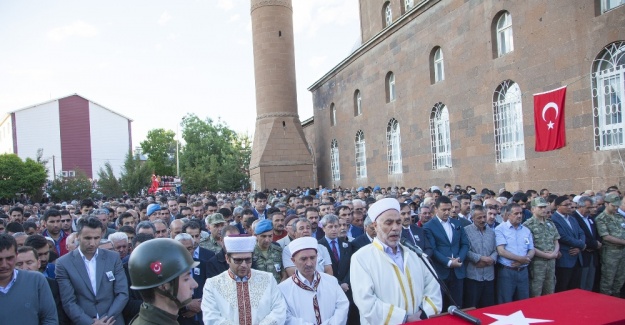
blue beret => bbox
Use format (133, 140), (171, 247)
(147, 203), (160, 216)
(255, 219), (273, 235)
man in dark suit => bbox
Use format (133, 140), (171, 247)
(206, 225), (242, 278)
(400, 203), (433, 256)
(318, 214), (358, 325)
(351, 216), (375, 252)
(305, 207), (326, 240)
(572, 196), (602, 291)
(424, 196), (469, 310)
(551, 196), (586, 292)
(56, 217), (128, 325)
(176, 233), (206, 325)
(183, 221), (216, 265)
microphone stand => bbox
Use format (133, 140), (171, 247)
(400, 238), (459, 308)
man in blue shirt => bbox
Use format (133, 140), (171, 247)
(495, 203), (535, 303)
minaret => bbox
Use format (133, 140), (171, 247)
(249, 0), (313, 190)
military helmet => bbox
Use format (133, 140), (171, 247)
(129, 238), (199, 290)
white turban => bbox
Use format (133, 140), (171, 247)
(224, 235), (256, 253)
(288, 237), (318, 257)
(367, 198), (400, 222)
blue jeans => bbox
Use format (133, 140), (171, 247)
(497, 265), (529, 303)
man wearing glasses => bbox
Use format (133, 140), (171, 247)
(60, 210), (73, 235)
(202, 235), (286, 324)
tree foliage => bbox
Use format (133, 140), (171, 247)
(0, 154), (47, 201)
(140, 128), (176, 176)
(179, 114), (251, 193)
(97, 162), (123, 198)
(48, 170), (94, 202)
(119, 152), (152, 197)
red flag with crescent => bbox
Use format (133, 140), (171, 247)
(533, 86), (566, 151)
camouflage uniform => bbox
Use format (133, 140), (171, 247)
(595, 210), (625, 297)
(523, 215), (560, 297)
(200, 236), (222, 255)
(252, 243), (284, 283)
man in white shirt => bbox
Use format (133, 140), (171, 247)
(278, 237), (349, 325)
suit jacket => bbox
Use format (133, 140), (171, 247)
(198, 247), (215, 264)
(351, 233), (372, 252)
(349, 225), (364, 238)
(179, 257), (207, 325)
(551, 212), (586, 268)
(401, 225), (433, 257)
(318, 237), (353, 285)
(206, 249), (229, 278)
(47, 277), (70, 325)
(423, 217), (469, 280)
(122, 260), (143, 324)
(56, 249), (129, 325)
(572, 211), (600, 267)
(314, 228), (326, 240)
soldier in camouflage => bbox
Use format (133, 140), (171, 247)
(252, 219), (285, 283)
(200, 213), (226, 254)
(594, 192), (625, 297)
(523, 197), (560, 297)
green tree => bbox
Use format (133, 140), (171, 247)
(48, 170), (94, 202)
(119, 152), (152, 197)
(140, 128), (176, 176)
(97, 162), (123, 198)
(180, 114), (250, 192)
(0, 154), (47, 202)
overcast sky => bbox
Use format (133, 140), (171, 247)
(0, 0), (360, 147)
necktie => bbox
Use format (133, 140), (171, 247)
(331, 240), (340, 262)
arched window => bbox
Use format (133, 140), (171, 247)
(383, 2), (393, 27)
(355, 130), (367, 178)
(430, 47), (445, 83)
(386, 72), (396, 102)
(403, 0), (414, 13)
(330, 139), (340, 181)
(387, 118), (403, 174)
(330, 103), (336, 126)
(495, 11), (514, 57)
(493, 80), (525, 162)
(430, 103), (452, 169)
(354, 90), (362, 116)
(592, 41), (625, 150)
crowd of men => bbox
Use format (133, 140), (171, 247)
(0, 183), (624, 324)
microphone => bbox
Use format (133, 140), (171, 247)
(448, 306), (481, 325)
(400, 237), (424, 257)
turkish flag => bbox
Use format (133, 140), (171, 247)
(417, 289), (625, 324)
(534, 86), (566, 151)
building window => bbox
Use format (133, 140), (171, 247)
(495, 11), (514, 57)
(331, 139), (340, 181)
(431, 47), (445, 83)
(602, 0), (625, 12)
(387, 118), (403, 174)
(493, 80), (525, 162)
(386, 72), (396, 102)
(383, 2), (393, 27)
(355, 130), (367, 178)
(330, 103), (336, 126)
(354, 90), (362, 116)
(404, 0), (414, 12)
(430, 103), (452, 169)
(592, 41), (625, 150)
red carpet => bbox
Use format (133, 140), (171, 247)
(416, 290), (625, 325)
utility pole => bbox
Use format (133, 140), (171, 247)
(52, 155), (56, 180)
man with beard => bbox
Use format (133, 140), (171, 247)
(201, 235), (286, 324)
(24, 234), (55, 278)
(351, 198), (442, 324)
(270, 210), (287, 241)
